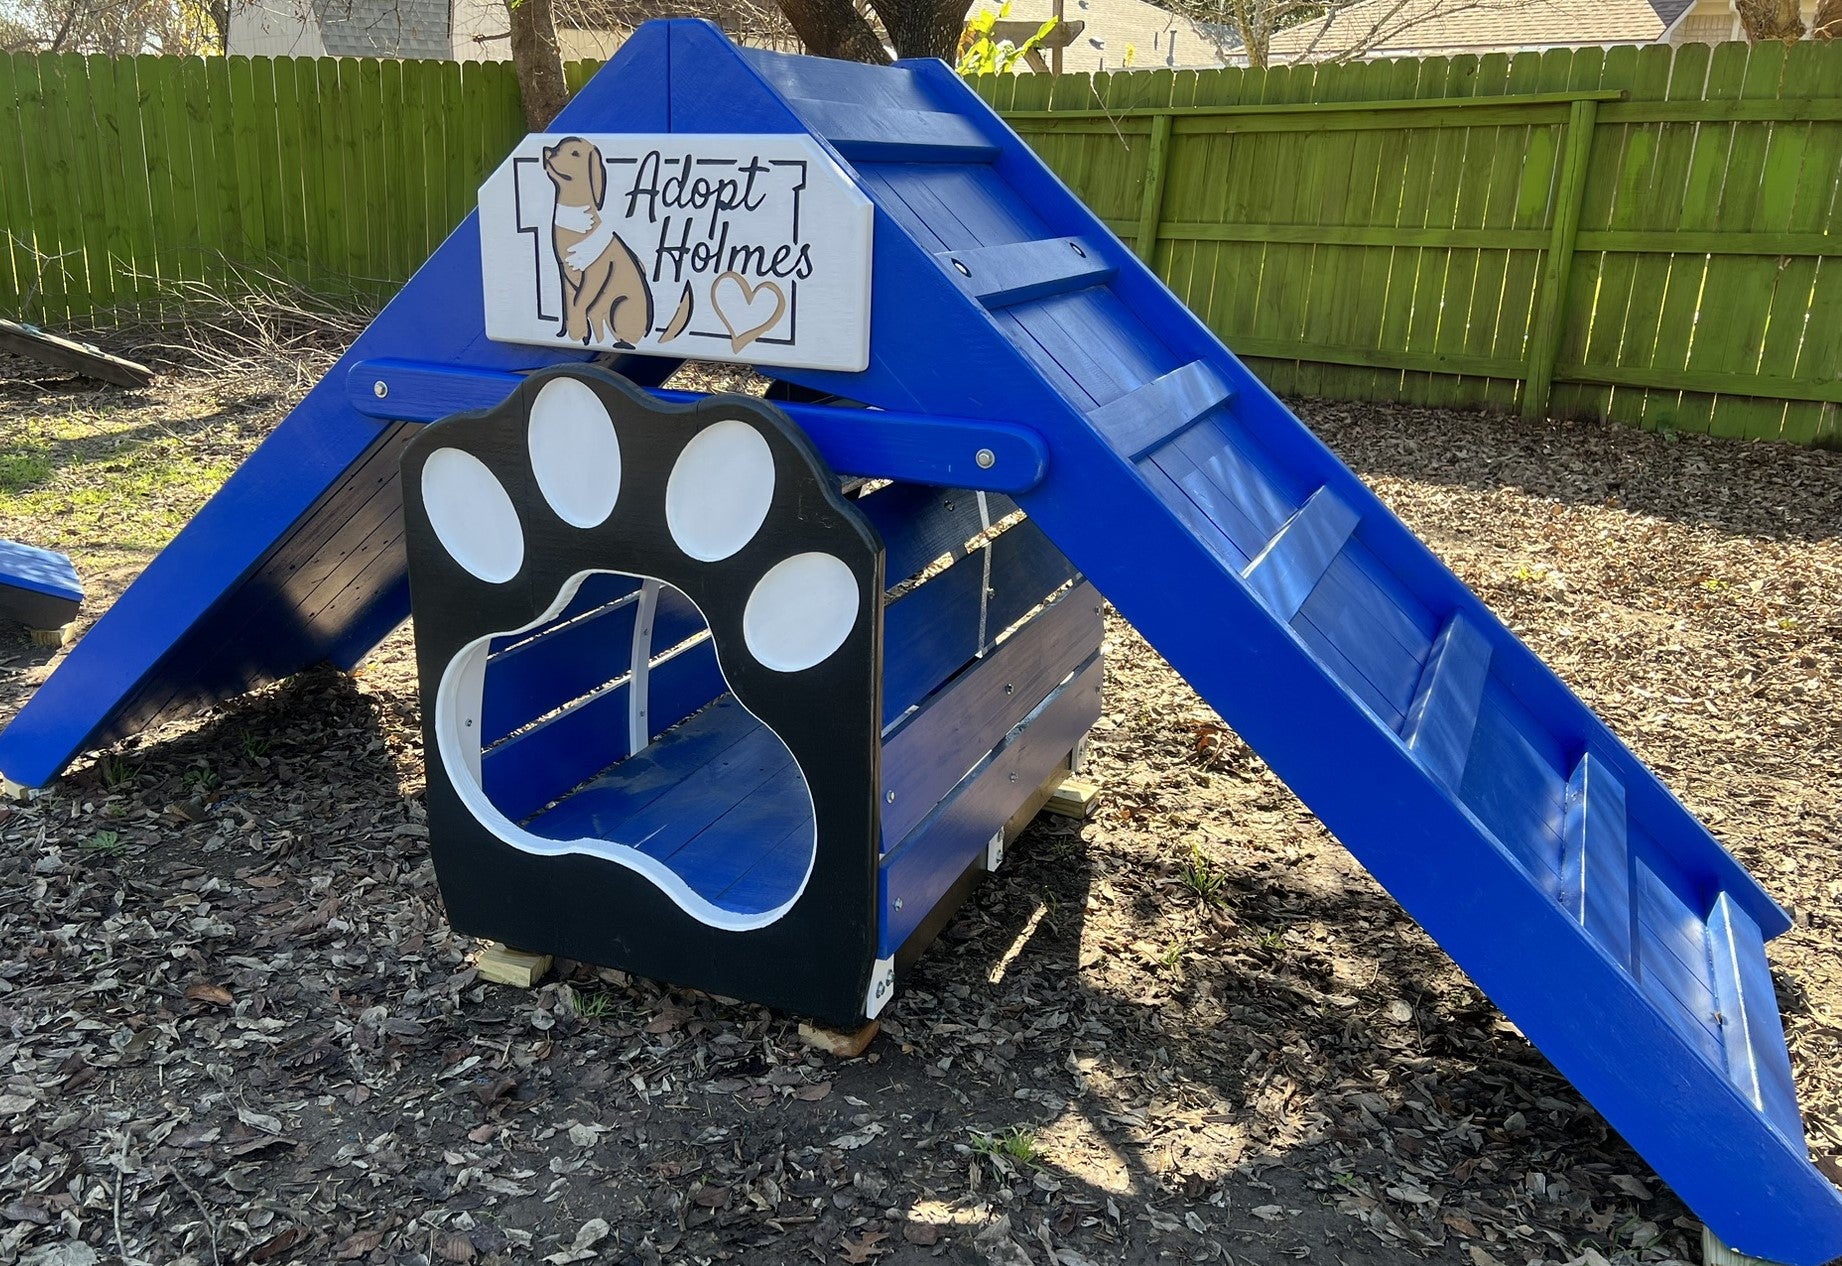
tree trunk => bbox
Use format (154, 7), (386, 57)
(505, 0), (571, 131)
(867, 0), (967, 58)
(776, 0), (891, 61)
(1736, 0), (1806, 40)
(1815, 0), (1842, 38)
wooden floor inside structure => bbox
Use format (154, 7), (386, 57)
(522, 696), (815, 915)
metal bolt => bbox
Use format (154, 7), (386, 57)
(975, 448), (996, 469)
(886, 790), (896, 803)
(372, 380), (389, 398)
(1004, 683), (1014, 695)
(1069, 240), (1087, 257)
(894, 898), (904, 909)
(952, 259), (971, 277)
(1008, 771), (1018, 783)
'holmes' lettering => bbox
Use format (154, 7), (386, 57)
(652, 216), (815, 285)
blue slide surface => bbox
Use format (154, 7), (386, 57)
(1, 23), (1836, 1261)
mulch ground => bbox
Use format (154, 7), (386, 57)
(0, 346), (1837, 1266)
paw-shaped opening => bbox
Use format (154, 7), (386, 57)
(406, 367), (881, 936)
(435, 569), (818, 929)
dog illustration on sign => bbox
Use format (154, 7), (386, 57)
(543, 137), (653, 346)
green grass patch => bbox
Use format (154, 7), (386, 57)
(0, 386), (268, 561)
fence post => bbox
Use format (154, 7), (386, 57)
(1134, 112), (1173, 268)
(1521, 97), (1598, 421)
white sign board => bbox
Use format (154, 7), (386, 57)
(478, 134), (873, 373)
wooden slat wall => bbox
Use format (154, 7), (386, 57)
(3, 44), (1840, 444)
(0, 52), (525, 318)
(989, 40), (1842, 444)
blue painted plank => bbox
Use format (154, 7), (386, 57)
(1400, 615), (1492, 792)
(1707, 894), (1807, 1144)
(1560, 753), (1634, 968)
(481, 585), (703, 746)
(1455, 693), (1568, 881)
(739, 45), (939, 110)
(1299, 550), (1436, 689)
(718, 822), (816, 915)
(1167, 416), (1302, 540)
(522, 692), (757, 839)
(1293, 603), (1423, 724)
(879, 653), (1103, 957)
(1147, 440), (1272, 561)
(0, 539), (82, 604)
(1136, 459), (1249, 572)
(619, 724), (797, 860)
(1242, 486), (1360, 624)
(1287, 617), (1405, 731)
(787, 98), (998, 163)
(883, 518), (1078, 729)
(1087, 361), (1233, 463)
(491, 573), (643, 653)
(937, 238), (1116, 310)
(881, 581), (1101, 846)
(854, 483), (1019, 586)
(483, 638), (724, 823)
(662, 768), (813, 899)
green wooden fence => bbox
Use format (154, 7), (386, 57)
(2, 43), (1840, 444)
(0, 52), (529, 316)
(975, 41), (1842, 444)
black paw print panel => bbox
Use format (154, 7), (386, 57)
(402, 366), (884, 1025)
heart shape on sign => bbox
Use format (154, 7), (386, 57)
(710, 271), (788, 353)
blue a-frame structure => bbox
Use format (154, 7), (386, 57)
(1, 21), (1837, 1262)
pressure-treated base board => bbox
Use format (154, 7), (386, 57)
(29, 625), (74, 649)
(1, 777), (42, 803)
(1043, 775), (1103, 820)
(476, 942), (553, 988)
(798, 1019), (880, 1058)
(1703, 1226), (1784, 1266)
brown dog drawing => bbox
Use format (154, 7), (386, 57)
(543, 137), (653, 347)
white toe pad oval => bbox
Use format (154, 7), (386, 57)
(743, 552), (859, 673)
(665, 419), (775, 562)
(528, 376), (621, 528)
(422, 447), (524, 584)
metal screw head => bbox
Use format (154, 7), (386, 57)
(975, 448), (996, 469)
(886, 790), (896, 803)
(952, 259), (972, 277)
(1069, 240), (1087, 258)
(372, 380), (389, 398)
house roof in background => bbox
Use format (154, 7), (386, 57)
(1265, 0), (1692, 60)
(973, 0), (1231, 71)
(312, 0), (453, 58)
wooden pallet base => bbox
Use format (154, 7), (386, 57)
(1043, 774), (1102, 820)
(476, 942), (553, 988)
(798, 1019), (880, 1058)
